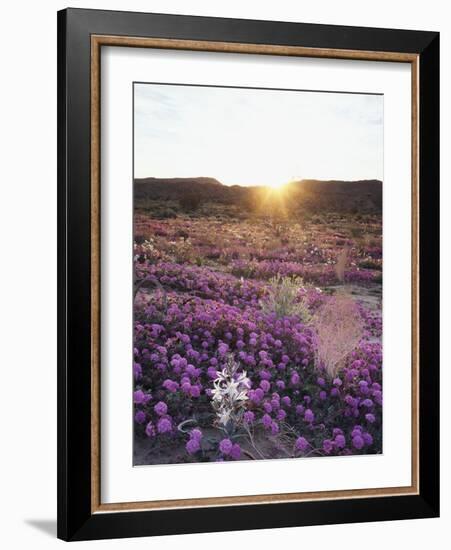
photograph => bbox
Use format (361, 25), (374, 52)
(132, 83), (384, 466)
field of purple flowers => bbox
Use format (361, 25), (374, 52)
(133, 209), (382, 465)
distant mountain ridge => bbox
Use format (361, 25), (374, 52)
(134, 177), (382, 213)
(136, 176), (222, 186)
(135, 176), (237, 204)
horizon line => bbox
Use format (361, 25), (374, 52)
(133, 176), (383, 188)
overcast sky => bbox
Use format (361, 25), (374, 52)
(134, 83), (383, 186)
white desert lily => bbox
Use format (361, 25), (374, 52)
(211, 354), (250, 430)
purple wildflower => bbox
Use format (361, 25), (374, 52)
(230, 443), (241, 460)
(270, 421), (279, 435)
(133, 390), (146, 404)
(262, 413), (272, 429)
(219, 438), (233, 455)
(352, 434), (364, 450)
(145, 421), (155, 438)
(154, 401), (168, 416)
(134, 410), (146, 424)
(281, 396), (291, 407)
(133, 362), (142, 380)
(190, 428), (203, 441)
(295, 404), (305, 415)
(295, 437), (309, 452)
(157, 417), (172, 434)
(186, 438), (201, 454)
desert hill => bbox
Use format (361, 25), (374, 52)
(134, 177), (382, 214)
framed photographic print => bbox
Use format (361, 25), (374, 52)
(57, 8), (439, 541)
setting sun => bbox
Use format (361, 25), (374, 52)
(265, 180), (293, 193)
(266, 180), (286, 190)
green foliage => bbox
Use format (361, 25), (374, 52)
(358, 259), (381, 270)
(260, 275), (312, 322)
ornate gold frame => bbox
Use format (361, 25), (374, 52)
(90, 35), (419, 514)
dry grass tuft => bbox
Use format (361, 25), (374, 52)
(312, 294), (363, 378)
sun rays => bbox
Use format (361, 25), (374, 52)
(265, 180), (288, 190)
(251, 181), (292, 218)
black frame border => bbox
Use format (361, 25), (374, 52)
(57, 8), (439, 541)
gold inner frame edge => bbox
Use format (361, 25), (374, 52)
(90, 35), (420, 514)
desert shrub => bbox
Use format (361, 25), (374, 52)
(167, 238), (194, 263)
(158, 208), (177, 219)
(358, 259), (381, 270)
(260, 275), (311, 322)
(349, 225), (363, 238)
(312, 294), (363, 378)
(231, 259), (258, 279)
(180, 193), (202, 212)
(363, 235), (381, 249)
(242, 192), (260, 213)
(175, 229), (189, 240)
(372, 273), (383, 284)
(133, 238), (160, 264)
(271, 223), (285, 238)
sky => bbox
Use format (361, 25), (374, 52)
(134, 83), (383, 187)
